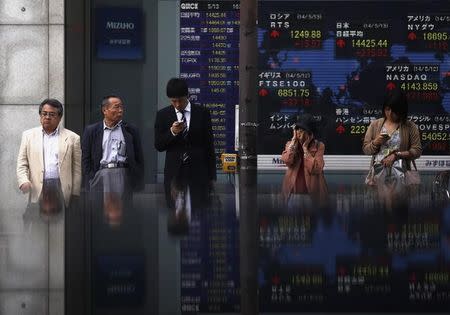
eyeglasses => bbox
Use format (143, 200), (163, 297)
(40, 111), (58, 118)
(108, 104), (124, 110)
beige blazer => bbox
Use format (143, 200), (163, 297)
(16, 126), (82, 206)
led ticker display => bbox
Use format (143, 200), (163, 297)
(181, 0), (450, 160)
(180, 198), (240, 314)
(178, 187), (450, 312)
(180, 1), (239, 168)
(408, 269), (450, 302)
(406, 14), (450, 52)
(334, 21), (392, 59)
(262, 11), (324, 50)
(257, 190), (450, 312)
(257, 1), (450, 156)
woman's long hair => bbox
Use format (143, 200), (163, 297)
(382, 88), (408, 123)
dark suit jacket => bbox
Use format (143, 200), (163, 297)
(154, 104), (216, 193)
(82, 121), (145, 191)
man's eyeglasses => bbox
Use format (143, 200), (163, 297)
(107, 104), (124, 111)
(40, 111), (58, 118)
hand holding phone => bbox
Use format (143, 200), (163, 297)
(171, 121), (185, 135)
(374, 132), (390, 146)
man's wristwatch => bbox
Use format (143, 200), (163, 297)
(395, 151), (402, 160)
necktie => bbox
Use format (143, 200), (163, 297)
(179, 109), (190, 164)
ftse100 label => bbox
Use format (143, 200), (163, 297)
(258, 71), (313, 108)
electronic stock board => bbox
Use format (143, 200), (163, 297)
(180, 0), (450, 171)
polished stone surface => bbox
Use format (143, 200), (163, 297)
(49, 25), (64, 103)
(48, 212), (64, 290)
(0, 291), (48, 315)
(49, 0), (64, 24)
(0, 26), (48, 105)
(0, 1), (64, 313)
(0, 210), (48, 290)
(0, 204), (63, 315)
(0, 290), (63, 315)
(0, 0), (48, 25)
(0, 106), (41, 214)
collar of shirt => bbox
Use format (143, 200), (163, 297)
(103, 120), (122, 130)
(175, 101), (191, 115)
(42, 126), (60, 136)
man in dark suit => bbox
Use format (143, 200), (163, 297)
(155, 78), (216, 207)
(82, 95), (144, 192)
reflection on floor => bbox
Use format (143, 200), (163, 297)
(176, 182), (450, 313)
(0, 205), (64, 315)
(1, 174), (449, 315)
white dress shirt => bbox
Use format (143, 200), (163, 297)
(43, 128), (60, 179)
(175, 101), (191, 130)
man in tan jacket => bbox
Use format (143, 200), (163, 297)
(17, 99), (82, 207)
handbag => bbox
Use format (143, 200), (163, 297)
(365, 155), (376, 186)
(404, 160), (420, 185)
(366, 155), (404, 187)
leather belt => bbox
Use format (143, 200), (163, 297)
(100, 162), (128, 169)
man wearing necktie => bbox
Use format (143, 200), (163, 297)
(155, 78), (216, 208)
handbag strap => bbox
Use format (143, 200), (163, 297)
(411, 159), (418, 171)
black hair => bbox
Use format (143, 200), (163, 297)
(39, 98), (63, 116)
(166, 78), (188, 98)
(382, 88), (408, 123)
(101, 94), (122, 109)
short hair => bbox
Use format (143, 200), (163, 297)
(166, 78), (188, 98)
(382, 88), (408, 123)
(39, 98), (63, 116)
(101, 94), (122, 109)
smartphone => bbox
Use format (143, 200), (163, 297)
(176, 121), (187, 129)
(380, 132), (390, 139)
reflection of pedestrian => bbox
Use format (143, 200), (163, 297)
(89, 167), (130, 228)
(82, 95), (144, 192)
(167, 176), (190, 235)
(281, 114), (328, 204)
(363, 89), (422, 210)
(154, 78), (216, 208)
(103, 191), (124, 228)
(170, 176), (190, 219)
(39, 179), (64, 216)
(17, 99), (81, 208)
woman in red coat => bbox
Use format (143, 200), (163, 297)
(281, 114), (328, 204)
